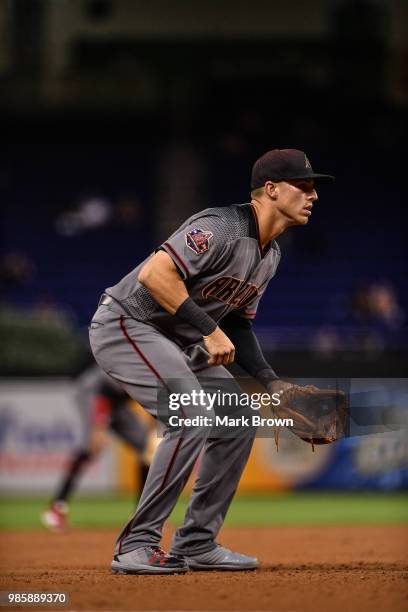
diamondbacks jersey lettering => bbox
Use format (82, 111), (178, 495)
(105, 204), (280, 347)
(202, 277), (259, 309)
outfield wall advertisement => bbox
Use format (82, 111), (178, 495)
(0, 379), (117, 493)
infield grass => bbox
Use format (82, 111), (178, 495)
(0, 492), (407, 530)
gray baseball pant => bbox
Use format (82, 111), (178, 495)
(89, 303), (256, 556)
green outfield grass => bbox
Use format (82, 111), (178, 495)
(0, 493), (407, 530)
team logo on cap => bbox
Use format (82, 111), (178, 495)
(185, 228), (213, 255)
(304, 155), (312, 168)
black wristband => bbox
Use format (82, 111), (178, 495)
(176, 297), (218, 336)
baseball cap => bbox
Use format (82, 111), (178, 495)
(251, 149), (334, 190)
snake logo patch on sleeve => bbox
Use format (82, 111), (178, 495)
(185, 228), (213, 255)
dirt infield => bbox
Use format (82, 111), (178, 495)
(1, 526), (407, 611)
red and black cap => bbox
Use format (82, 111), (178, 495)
(251, 149), (334, 190)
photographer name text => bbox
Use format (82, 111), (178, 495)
(168, 415), (293, 427)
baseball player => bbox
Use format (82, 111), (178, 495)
(41, 364), (151, 531)
(89, 149), (334, 574)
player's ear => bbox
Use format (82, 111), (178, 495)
(265, 181), (278, 200)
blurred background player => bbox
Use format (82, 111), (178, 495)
(41, 364), (154, 531)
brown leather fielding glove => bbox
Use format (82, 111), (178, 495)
(271, 384), (348, 450)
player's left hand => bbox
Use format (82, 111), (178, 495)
(267, 380), (348, 447)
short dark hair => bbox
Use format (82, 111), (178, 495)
(250, 186), (264, 198)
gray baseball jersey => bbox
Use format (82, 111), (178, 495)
(105, 204), (280, 345)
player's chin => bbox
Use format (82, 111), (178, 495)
(295, 213), (310, 225)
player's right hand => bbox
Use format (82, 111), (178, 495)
(203, 327), (235, 366)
